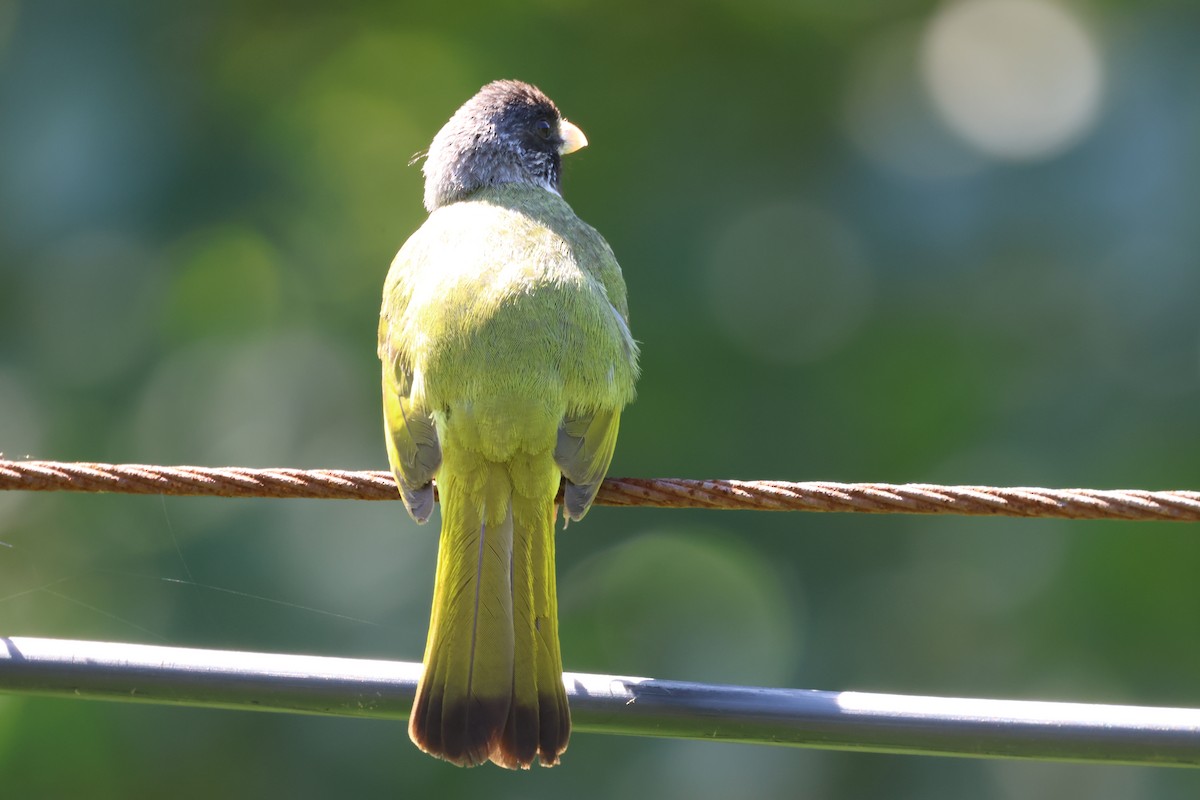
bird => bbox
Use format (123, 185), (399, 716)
(378, 80), (639, 769)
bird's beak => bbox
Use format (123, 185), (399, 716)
(559, 119), (588, 155)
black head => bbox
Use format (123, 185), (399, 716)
(421, 80), (588, 212)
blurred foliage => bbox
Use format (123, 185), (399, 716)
(2, 0), (1200, 797)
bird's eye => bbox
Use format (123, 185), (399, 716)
(535, 119), (554, 140)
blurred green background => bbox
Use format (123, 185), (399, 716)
(1, 0), (1199, 796)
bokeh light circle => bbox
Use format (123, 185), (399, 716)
(921, 0), (1104, 161)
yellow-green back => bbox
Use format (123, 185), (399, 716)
(381, 182), (638, 448)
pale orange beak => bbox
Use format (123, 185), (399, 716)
(558, 119), (588, 155)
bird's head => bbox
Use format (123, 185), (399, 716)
(420, 80), (588, 212)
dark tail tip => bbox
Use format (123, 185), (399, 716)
(409, 692), (511, 768)
(410, 691), (570, 769)
(492, 690), (570, 768)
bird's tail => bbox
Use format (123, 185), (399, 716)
(408, 447), (570, 769)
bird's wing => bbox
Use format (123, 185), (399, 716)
(554, 406), (621, 522)
(381, 351), (441, 524)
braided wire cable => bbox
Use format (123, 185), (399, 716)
(2, 460), (1198, 521)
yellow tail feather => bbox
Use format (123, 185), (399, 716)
(409, 450), (570, 768)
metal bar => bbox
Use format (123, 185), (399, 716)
(1, 636), (1198, 767)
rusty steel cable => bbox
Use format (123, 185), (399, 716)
(1, 459), (1198, 521)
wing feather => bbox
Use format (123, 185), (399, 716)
(382, 357), (442, 523)
(553, 407), (621, 522)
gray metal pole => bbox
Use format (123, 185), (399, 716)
(2, 636), (1198, 767)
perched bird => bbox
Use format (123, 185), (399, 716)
(378, 80), (639, 768)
